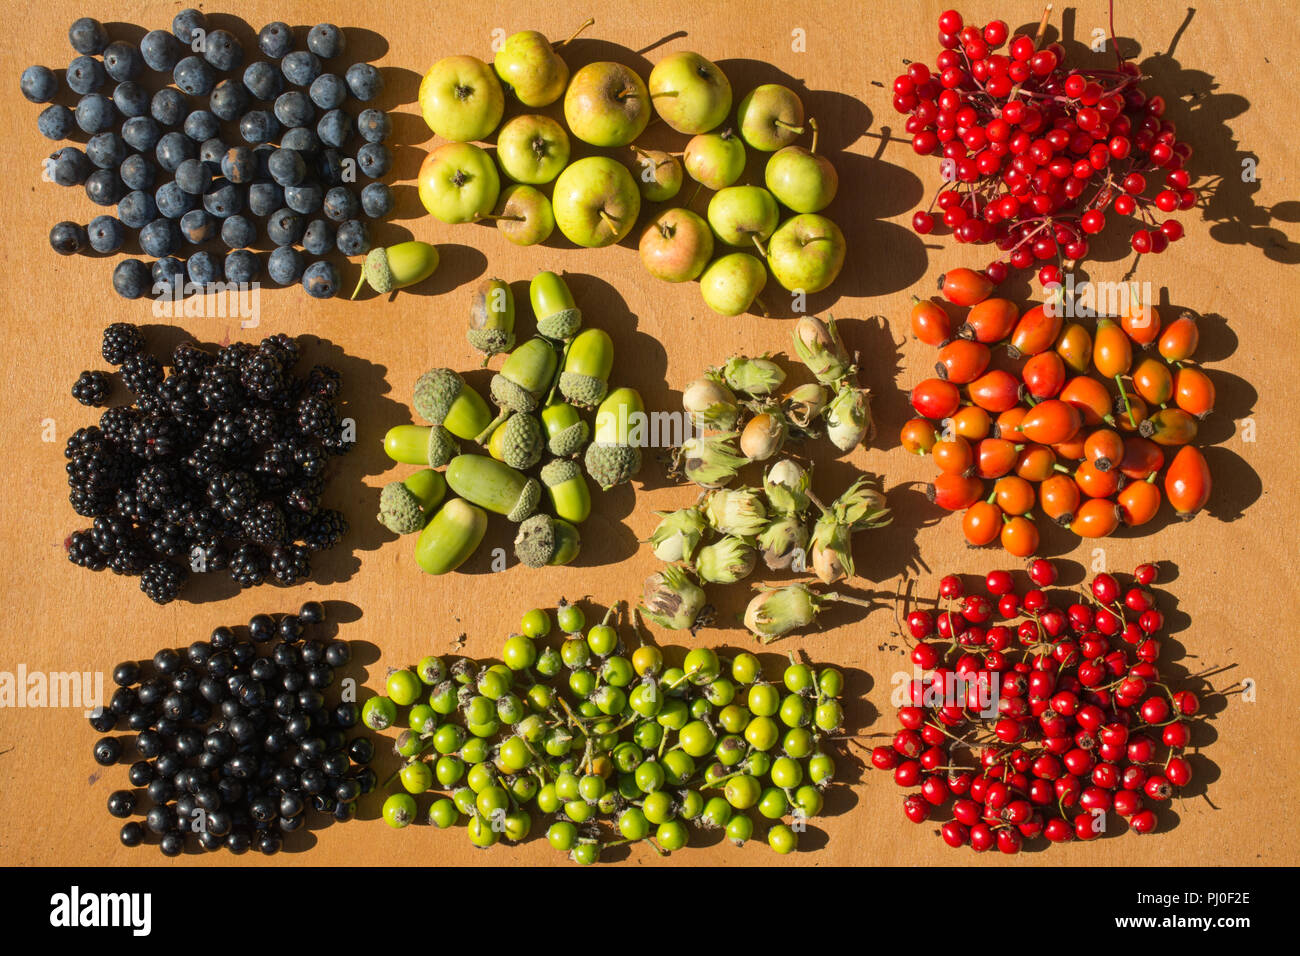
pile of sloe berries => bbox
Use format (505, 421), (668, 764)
(22, 11), (392, 300)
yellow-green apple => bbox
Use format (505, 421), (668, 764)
(418, 142), (501, 223)
(648, 51), (732, 134)
(552, 156), (642, 247)
(564, 62), (651, 147)
(700, 253), (767, 316)
(707, 186), (779, 249)
(420, 55), (504, 142)
(639, 208), (713, 282)
(764, 120), (837, 212)
(632, 147), (683, 202)
(496, 114), (570, 184)
(494, 184), (555, 246)
(683, 129), (745, 190)
(766, 213), (845, 293)
(736, 84), (805, 151)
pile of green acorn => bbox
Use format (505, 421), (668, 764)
(366, 600), (852, 862)
(379, 272), (643, 573)
(416, 23), (847, 316)
(642, 316), (889, 640)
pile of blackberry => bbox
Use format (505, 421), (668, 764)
(91, 602), (376, 856)
(65, 322), (352, 604)
(22, 11), (393, 300)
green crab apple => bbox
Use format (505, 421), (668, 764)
(766, 213), (845, 293)
(564, 62), (651, 147)
(494, 184), (555, 246)
(707, 186), (779, 250)
(764, 119), (837, 213)
(638, 208), (713, 282)
(648, 51), (732, 134)
(632, 147), (683, 202)
(418, 142), (501, 223)
(496, 114), (571, 184)
(736, 83), (805, 151)
(492, 19), (592, 108)
(683, 129), (746, 190)
(420, 55), (505, 142)
(700, 252), (767, 316)
(552, 156), (642, 247)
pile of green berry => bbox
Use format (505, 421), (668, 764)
(365, 601), (851, 863)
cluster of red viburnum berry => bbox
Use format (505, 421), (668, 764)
(875, 560), (1200, 853)
(893, 8), (1195, 286)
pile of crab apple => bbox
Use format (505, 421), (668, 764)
(877, 560), (1200, 853)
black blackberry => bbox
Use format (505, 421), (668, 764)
(241, 501), (287, 546)
(253, 441), (297, 492)
(102, 323), (145, 366)
(183, 443), (226, 482)
(303, 365), (341, 400)
(148, 513), (189, 559)
(216, 341), (256, 370)
(239, 351), (287, 400)
(135, 464), (182, 512)
(72, 370), (112, 407)
(295, 395), (337, 441)
(228, 544), (268, 588)
(285, 506), (314, 538)
(113, 487), (153, 522)
(99, 406), (141, 446)
(324, 422), (355, 456)
(284, 475), (325, 517)
(159, 373), (203, 420)
(242, 406), (287, 445)
(64, 425), (106, 458)
(267, 545), (310, 585)
(302, 509), (347, 551)
(170, 342), (214, 377)
(90, 515), (135, 555)
(190, 535), (229, 573)
(108, 546), (150, 576)
(140, 561), (187, 605)
(203, 413), (253, 460)
(197, 365), (244, 413)
(258, 333), (300, 370)
(68, 530), (108, 570)
(70, 485), (114, 518)
(207, 470), (257, 520)
(128, 415), (184, 461)
(294, 442), (327, 479)
(66, 439), (128, 492)
(120, 352), (164, 396)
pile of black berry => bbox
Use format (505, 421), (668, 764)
(66, 322), (352, 604)
(22, 11), (392, 300)
(92, 602), (377, 856)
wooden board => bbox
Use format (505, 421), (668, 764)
(0, 0), (1295, 867)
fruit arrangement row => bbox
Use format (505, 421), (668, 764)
(24, 13), (392, 299)
(364, 601), (850, 862)
(417, 26), (846, 315)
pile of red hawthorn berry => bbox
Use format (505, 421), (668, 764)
(893, 8), (1195, 284)
(876, 559), (1199, 853)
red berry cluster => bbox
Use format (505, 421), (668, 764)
(893, 9), (1194, 284)
(877, 560), (1199, 853)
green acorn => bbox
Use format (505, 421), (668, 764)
(541, 458), (592, 524)
(445, 454), (541, 522)
(695, 535), (756, 584)
(468, 277), (516, 360)
(715, 355), (786, 397)
(484, 337), (560, 436)
(584, 387), (644, 490)
(514, 513), (582, 568)
(382, 424), (459, 468)
(559, 327), (614, 408)
(351, 241), (439, 298)
(640, 565), (708, 631)
(487, 412), (544, 471)
(792, 315), (852, 384)
(412, 368), (494, 441)
(378, 469), (448, 534)
(647, 507), (708, 563)
(415, 498), (488, 575)
(540, 402), (590, 458)
(678, 432), (749, 489)
(530, 271), (582, 341)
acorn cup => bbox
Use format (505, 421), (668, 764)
(514, 513), (582, 568)
(584, 387), (644, 490)
(530, 270), (582, 341)
(714, 355), (786, 397)
(482, 338), (561, 440)
(445, 454), (541, 522)
(378, 468), (448, 534)
(382, 424), (459, 468)
(540, 402), (590, 457)
(351, 241), (439, 298)
(682, 376), (741, 431)
(640, 564), (709, 631)
(468, 277), (516, 361)
(415, 498), (488, 575)
(824, 381), (874, 453)
(559, 327), (614, 407)
(412, 368), (494, 441)
(792, 315), (851, 384)
(541, 458), (592, 523)
(677, 431), (748, 488)
(646, 507), (709, 562)
(742, 583), (875, 642)
(486, 411), (544, 471)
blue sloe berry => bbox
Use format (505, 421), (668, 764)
(21, 65), (58, 103)
(345, 63), (383, 102)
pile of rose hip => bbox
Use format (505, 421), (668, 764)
(903, 268), (1213, 557)
(875, 560), (1199, 853)
(893, 8), (1194, 283)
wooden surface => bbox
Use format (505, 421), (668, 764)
(0, 0), (1296, 867)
